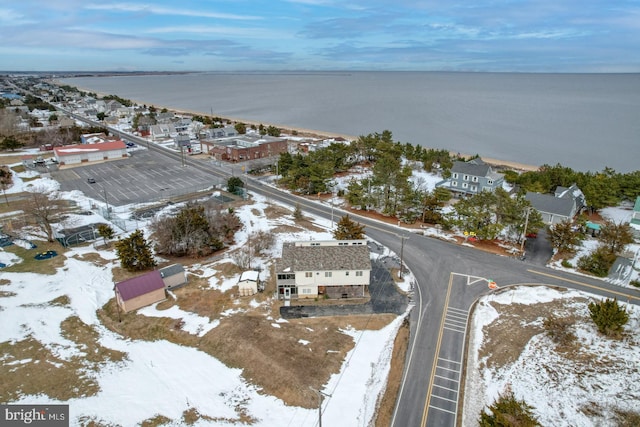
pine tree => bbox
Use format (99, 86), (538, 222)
(333, 215), (365, 240)
(96, 224), (115, 247)
(115, 229), (156, 272)
(479, 390), (541, 426)
(588, 298), (629, 338)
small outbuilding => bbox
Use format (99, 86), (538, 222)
(115, 270), (166, 313)
(237, 270), (260, 296)
(159, 263), (188, 290)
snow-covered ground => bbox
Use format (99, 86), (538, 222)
(463, 286), (640, 426)
(0, 164), (413, 426)
(2, 152), (638, 425)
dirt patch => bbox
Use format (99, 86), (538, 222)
(477, 294), (589, 370)
(99, 295), (397, 410)
(375, 316), (410, 427)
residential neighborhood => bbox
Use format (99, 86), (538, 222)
(1, 74), (639, 427)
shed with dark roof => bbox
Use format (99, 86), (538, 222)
(159, 263), (187, 290)
(115, 270), (166, 313)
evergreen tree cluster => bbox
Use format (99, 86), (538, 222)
(479, 390), (541, 426)
(588, 298), (629, 338)
(115, 229), (156, 272)
(333, 215), (366, 240)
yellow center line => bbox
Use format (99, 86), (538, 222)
(527, 269), (640, 302)
(421, 273), (454, 426)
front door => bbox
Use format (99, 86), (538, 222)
(284, 287), (291, 300)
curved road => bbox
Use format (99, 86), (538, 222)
(59, 108), (640, 426)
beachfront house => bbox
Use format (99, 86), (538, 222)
(525, 184), (586, 225)
(436, 157), (504, 196)
(275, 240), (371, 300)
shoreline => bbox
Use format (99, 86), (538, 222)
(64, 82), (540, 172)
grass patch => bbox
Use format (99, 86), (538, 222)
(99, 292), (396, 409)
(140, 414), (173, 427)
(0, 240), (67, 274)
(50, 295), (71, 306)
(0, 336), (99, 401)
(0, 315), (127, 402)
(71, 252), (111, 267)
(60, 316), (127, 365)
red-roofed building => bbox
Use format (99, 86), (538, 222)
(54, 141), (128, 166)
(115, 270), (166, 313)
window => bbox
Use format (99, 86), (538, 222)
(325, 272), (332, 278)
(310, 242), (320, 246)
(345, 271), (350, 276)
(305, 272), (312, 278)
(462, 182), (468, 189)
(463, 174), (469, 181)
(356, 271), (363, 277)
(452, 181), (458, 187)
(277, 273), (295, 280)
(487, 179), (494, 185)
(471, 185), (477, 192)
(338, 242), (348, 246)
(472, 176), (478, 182)
(452, 173), (458, 179)
(302, 288), (312, 294)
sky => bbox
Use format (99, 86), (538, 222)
(1, 0), (640, 72)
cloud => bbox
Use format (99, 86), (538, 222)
(84, 3), (262, 20)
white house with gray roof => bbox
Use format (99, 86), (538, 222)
(275, 240), (371, 300)
(437, 157), (504, 196)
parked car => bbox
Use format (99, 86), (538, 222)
(87, 178), (96, 184)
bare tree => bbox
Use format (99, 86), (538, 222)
(24, 185), (67, 242)
(0, 109), (20, 136)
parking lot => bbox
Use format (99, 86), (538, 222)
(51, 149), (224, 207)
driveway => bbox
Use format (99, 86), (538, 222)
(523, 228), (554, 266)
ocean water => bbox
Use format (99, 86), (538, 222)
(61, 72), (640, 173)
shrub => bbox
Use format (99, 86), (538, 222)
(479, 390), (541, 426)
(577, 246), (617, 277)
(588, 298), (629, 338)
(561, 259), (573, 268)
(630, 279), (640, 288)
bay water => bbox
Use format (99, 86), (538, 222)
(62, 72), (640, 173)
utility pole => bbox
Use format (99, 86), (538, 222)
(398, 234), (409, 278)
(103, 186), (111, 220)
(309, 387), (331, 427)
(520, 207), (531, 254)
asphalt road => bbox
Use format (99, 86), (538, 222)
(57, 109), (640, 427)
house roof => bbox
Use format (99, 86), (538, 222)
(115, 270), (165, 301)
(525, 192), (575, 217)
(54, 140), (126, 155)
(159, 263), (184, 278)
(278, 242), (371, 273)
(451, 158), (492, 177)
